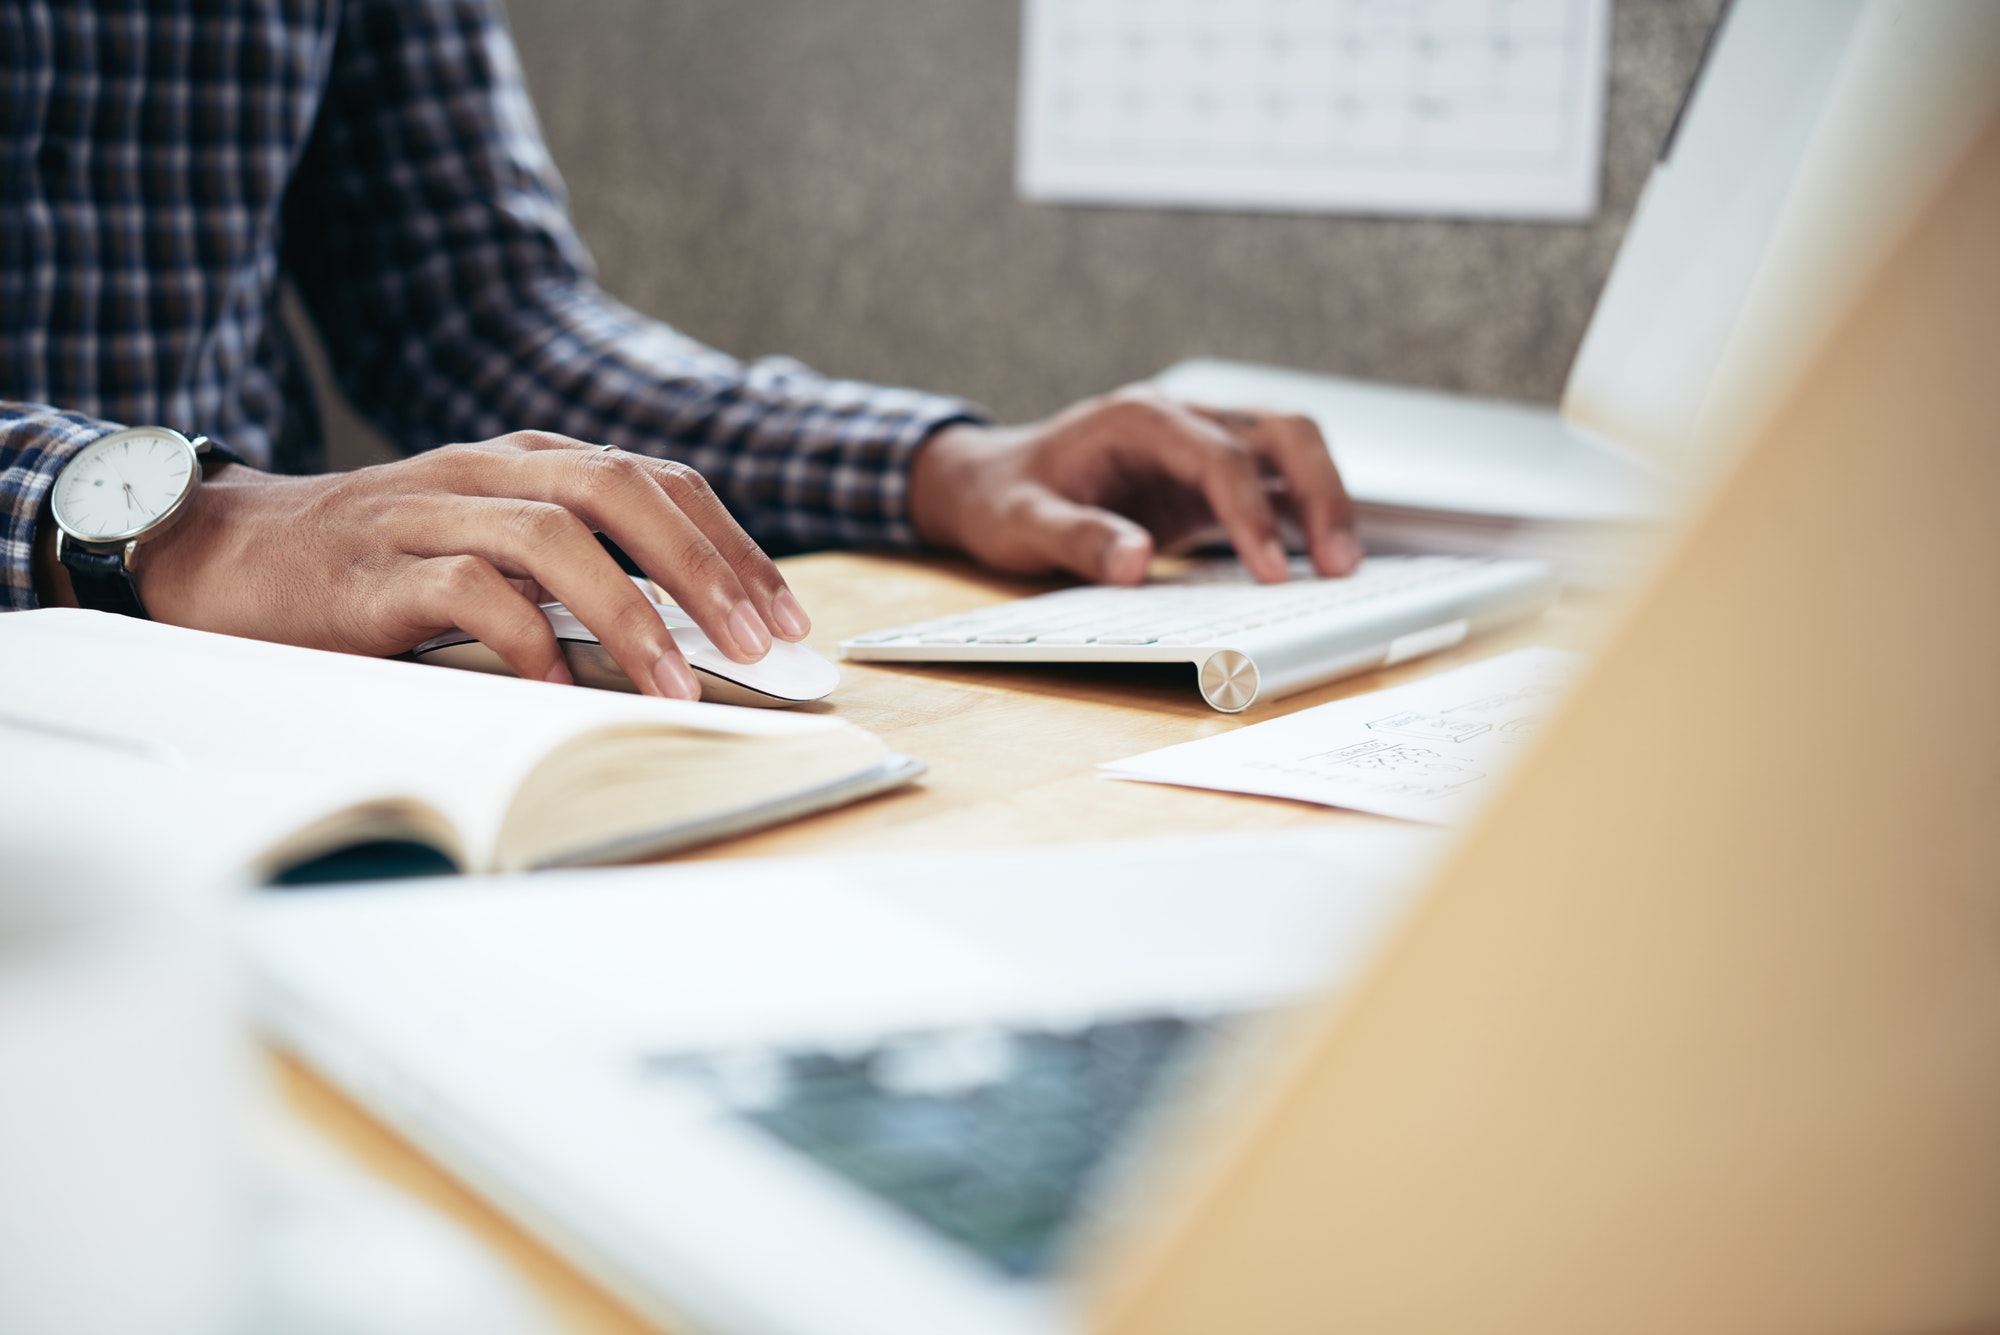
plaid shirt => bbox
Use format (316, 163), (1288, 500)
(0, 0), (982, 611)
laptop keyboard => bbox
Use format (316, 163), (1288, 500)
(645, 1012), (1234, 1278)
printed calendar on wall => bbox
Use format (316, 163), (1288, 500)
(1017, 0), (1611, 219)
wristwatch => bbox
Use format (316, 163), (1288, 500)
(49, 426), (243, 619)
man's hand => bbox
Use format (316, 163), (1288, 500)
(122, 434), (812, 700)
(908, 385), (1362, 586)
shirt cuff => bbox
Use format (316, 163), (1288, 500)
(0, 406), (127, 611)
(863, 394), (992, 551)
(725, 358), (994, 554)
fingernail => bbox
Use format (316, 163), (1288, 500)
(543, 659), (574, 686)
(1261, 536), (1290, 577)
(771, 588), (812, 640)
(651, 654), (701, 701)
(1333, 530), (1365, 572)
(727, 600), (771, 659)
(1105, 532), (1150, 584)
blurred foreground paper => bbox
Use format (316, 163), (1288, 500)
(0, 726), (250, 1334)
(1017, 0), (1610, 219)
(1101, 648), (1582, 823)
(0, 722), (556, 1335)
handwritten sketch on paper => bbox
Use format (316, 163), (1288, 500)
(1017, 0), (1611, 219)
(1099, 647), (1581, 824)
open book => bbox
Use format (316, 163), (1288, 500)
(0, 610), (920, 882)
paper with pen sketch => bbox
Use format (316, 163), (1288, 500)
(1101, 648), (1582, 824)
(1017, 0), (1610, 219)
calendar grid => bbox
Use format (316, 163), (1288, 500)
(1019, 0), (1610, 218)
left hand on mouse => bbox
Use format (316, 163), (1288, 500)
(907, 384), (1364, 586)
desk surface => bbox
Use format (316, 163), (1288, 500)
(276, 550), (1604, 1334)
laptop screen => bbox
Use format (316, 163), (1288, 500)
(1560, 0), (1864, 469)
(1564, 0), (2000, 477)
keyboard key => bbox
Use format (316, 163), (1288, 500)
(1093, 635), (1158, 645)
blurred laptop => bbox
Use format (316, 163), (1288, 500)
(240, 6), (2000, 1333)
(242, 827), (1441, 1335)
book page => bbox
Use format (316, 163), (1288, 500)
(1101, 648), (1581, 824)
(0, 611), (854, 869)
(0, 716), (443, 890)
(1018, 0), (1610, 219)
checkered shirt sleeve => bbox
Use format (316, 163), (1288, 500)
(0, 406), (123, 608)
(283, 0), (986, 556)
(0, 0), (986, 611)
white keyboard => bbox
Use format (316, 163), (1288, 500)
(840, 556), (1558, 712)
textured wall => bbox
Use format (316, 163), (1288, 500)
(513, 0), (1720, 413)
(321, 0), (1723, 464)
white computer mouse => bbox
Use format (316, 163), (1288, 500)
(409, 600), (840, 707)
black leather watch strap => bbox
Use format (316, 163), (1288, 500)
(58, 537), (149, 618)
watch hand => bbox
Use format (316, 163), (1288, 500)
(101, 459), (150, 518)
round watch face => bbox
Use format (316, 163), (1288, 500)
(51, 427), (201, 543)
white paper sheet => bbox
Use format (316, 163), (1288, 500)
(1017, 0), (1611, 219)
(1101, 647), (1582, 823)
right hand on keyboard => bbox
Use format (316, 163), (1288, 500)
(907, 384), (1364, 586)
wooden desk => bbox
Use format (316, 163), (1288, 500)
(274, 551), (1604, 1334)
